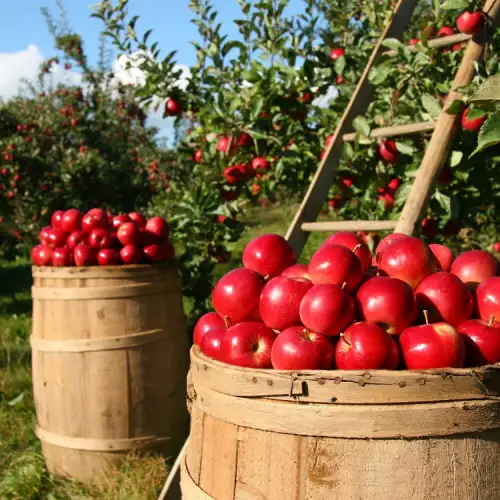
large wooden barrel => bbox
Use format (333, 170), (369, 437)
(182, 346), (500, 500)
(31, 263), (189, 483)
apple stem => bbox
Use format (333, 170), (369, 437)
(423, 310), (430, 325)
(489, 315), (495, 327)
(223, 316), (231, 328)
(353, 244), (362, 252)
(341, 281), (347, 290)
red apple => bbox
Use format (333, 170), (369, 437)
(356, 276), (418, 334)
(308, 244), (363, 292)
(51, 210), (64, 229)
(335, 322), (399, 370)
(429, 243), (454, 271)
(458, 318), (500, 366)
(281, 263), (310, 280)
(97, 248), (120, 266)
(137, 228), (160, 247)
(378, 237), (436, 289)
(437, 26), (455, 37)
(408, 38), (419, 45)
(165, 98), (182, 116)
(476, 277), (500, 322)
(143, 242), (173, 262)
(450, 250), (498, 290)
(112, 214), (130, 230)
(74, 244), (97, 266)
(220, 321), (275, 368)
(39, 226), (52, 245)
(67, 230), (88, 249)
(242, 234), (296, 278)
(251, 157), (269, 171)
(117, 221), (140, 245)
(299, 284), (355, 336)
(399, 322), (465, 369)
(52, 247), (73, 267)
(271, 327), (334, 370)
(81, 208), (108, 233)
(379, 140), (400, 164)
(216, 136), (232, 153)
(193, 312), (227, 346)
(31, 244), (53, 266)
(223, 164), (247, 184)
(212, 268), (264, 323)
(320, 231), (371, 270)
(193, 150), (203, 163)
(128, 212), (147, 228)
(119, 244), (143, 264)
(60, 209), (82, 233)
(201, 328), (226, 361)
(375, 233), (409, 257)
(145, 216), (169, 239)
(494, 242), (500, 253)
(46, 228), (67, 249)
(457, 11), (484, 35)
(259, 276), (313, 331)
(415, 272), (474, 327)
(88, 228), (112, 249)
(330, 47), (345, 60)
(462, 107), (487, 132)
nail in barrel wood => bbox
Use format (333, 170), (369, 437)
(31, 263), (189, 483)
(182, 346), (500, 500)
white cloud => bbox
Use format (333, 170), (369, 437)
(313, 85), (339, 108)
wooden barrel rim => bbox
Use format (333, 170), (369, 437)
(32, 281), (177, 300)
(191, 347), (500, 404)
(36, 426), (171, 451)
(32, 261), (177, 279)
(30, 328), (169, 352)
(181, 456), (215, 500)
(194, 383), (500, 438)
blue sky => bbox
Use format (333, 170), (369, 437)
(0, 0), (308, 140)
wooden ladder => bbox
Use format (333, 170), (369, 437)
(286, 0), (500, 256)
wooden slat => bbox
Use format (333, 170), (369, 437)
(384, 33), (472, 56)
(285, 0), (419, 255)
(301, 220), (398, 232)
(342, 121), (435, 142)
(395, 0), (500, 235)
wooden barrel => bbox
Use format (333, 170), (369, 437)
(182, 346), (500, 500)
(31, 263), (189, 483)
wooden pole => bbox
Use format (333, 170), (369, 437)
(384, 33), (472, 56)
(302, 220), (398, 232)
(285, 0), (418, 255)
(342, 121), (435, 142)
(395, 0), (500, 235)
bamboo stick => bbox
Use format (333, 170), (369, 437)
(395, 0), (500, 235)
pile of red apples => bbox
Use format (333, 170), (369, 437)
(194, 232), (500, 371)
(31, 208), (174, 266)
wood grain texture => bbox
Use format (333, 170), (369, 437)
(285, 0), (418, 255)
(31, 263), (189, 484)
(183, 347), (500, 499)
(342, 121), (435, 142)
(301, 220), (398, 232)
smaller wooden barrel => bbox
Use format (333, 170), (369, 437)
(31, 263), (189, 483)
(182, 346), (500, 500)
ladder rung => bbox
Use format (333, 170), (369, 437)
(342, 121), (435, 142)
(302, 220), (398, 232)
(385, 33), (472, 56)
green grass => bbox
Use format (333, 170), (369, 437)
(0, 204), (328, 498)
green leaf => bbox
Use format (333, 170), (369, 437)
(222, 40), (246, 58)
(467, 108), (488, 120)
(471, 110), (500, 156)
(440, 0), (468, 10)
(450, 150), (463, 167)
(381, 38), (404, 51)
(251, 97), (265, 119)
(352, 116), (370, 137)
(434, 190), (451, 215)
(468, 74), (500, 105)
(396, 142), (414, 155)
(8, 392), (24, 406)
(368, 61), (392, 85)
(444, 99), (463, 115)
(334, 56), (346, 75)
(241, 69), (260, 83)
(421, 94), (442, 118)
